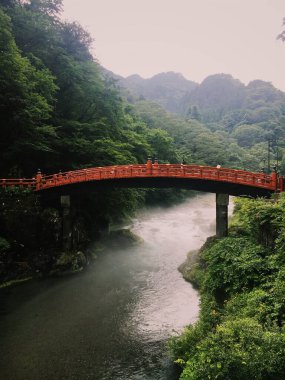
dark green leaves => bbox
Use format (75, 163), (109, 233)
(170, 196), (285, 379)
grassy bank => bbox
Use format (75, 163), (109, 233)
(170, 194), (285, 380)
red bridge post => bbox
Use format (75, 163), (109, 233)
(152, 158), (159, 176)
(146, 157), (152, 175)
(271, 167), (278, 192)
(36, 169), (42, 191)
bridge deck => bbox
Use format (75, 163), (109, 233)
(0, 163), (281, 196)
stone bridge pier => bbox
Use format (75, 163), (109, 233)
(60, 192), (230, 248)
(216, 193), (229, 238)
(59, 194), (88, 251)
(61, 195), (72, 250)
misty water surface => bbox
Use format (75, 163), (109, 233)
(0, 193), (227, 379)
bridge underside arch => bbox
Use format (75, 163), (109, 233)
(39, 177), (274, 198)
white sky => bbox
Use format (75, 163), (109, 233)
(62, 0), (285, 91)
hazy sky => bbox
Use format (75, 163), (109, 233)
(62, 0), (285, 90)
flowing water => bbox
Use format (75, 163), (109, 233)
(0, 193), (223, 380)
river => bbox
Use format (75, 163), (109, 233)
(0, 193), (221, 380)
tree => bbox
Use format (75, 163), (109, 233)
(186, 105), (201, 122)
(25, 0), (63, 17)
(232, 124), (265, 148)
(0, 8), (57, 175)
(60, 21), (93, 61)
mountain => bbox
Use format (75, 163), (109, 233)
(181, 74), (245, 121)
(119, 71), (198, 114)
(102, 66), (285, 171)
(183, 74), (285, 123)
(118, 71), (285, 127)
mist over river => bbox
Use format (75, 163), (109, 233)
(0, 193), (225, 380)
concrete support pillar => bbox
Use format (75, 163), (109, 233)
(61, 195), (72, 250)
(216, 193), (229, 238)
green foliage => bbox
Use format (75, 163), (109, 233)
(60, 21), (93, 60)
(171, 196), (285, 379)
(25, 0), (63, 17)
(132, 100), (230, 166)
(146, 129), (177, 162)
(233, 197), (284, 248)
(201, 237), (267, 298)
(0, 237), (10, 253)
(169, 321), (206, 363)
(232, 124), (265, 148)
(178, 318), (285, 380)
(224, 289), (276, 326)
(0, 7), (57, 175)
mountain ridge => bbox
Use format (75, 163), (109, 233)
(102, 68), (285, 118)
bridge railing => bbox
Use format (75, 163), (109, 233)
(181, 166), (273, 187)
(34, 164), (277, 191)
(0, 178), (36, 189)
(39, 165), (150, 188)
(0, 163), (279, 192)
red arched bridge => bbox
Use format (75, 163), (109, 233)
(1, 159), (283, 241)
(0, 159), (283, 197)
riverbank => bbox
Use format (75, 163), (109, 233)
(0, 228), (144, 288)
(170, 195), (285, 380)
(178, 236), (218, 288)
(178, 249), (199, 286)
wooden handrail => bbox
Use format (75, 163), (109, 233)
(0, 163), (281, 193)
(0, 178), (36, 189)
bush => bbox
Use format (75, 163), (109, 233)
(224, 289), (275, 326)
(202, 237), (267, 299)
(179, 318), (285, 380)
(233, 197), (284, 249)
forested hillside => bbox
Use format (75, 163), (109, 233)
(119, 72), (285, 173)
(1, 0), (188, 218)
(0, 0), (178, 178)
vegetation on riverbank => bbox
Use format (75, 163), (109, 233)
(0, 186), (145, 285)
(171, 194), (285, 380)
(0, 187), (89, 283)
